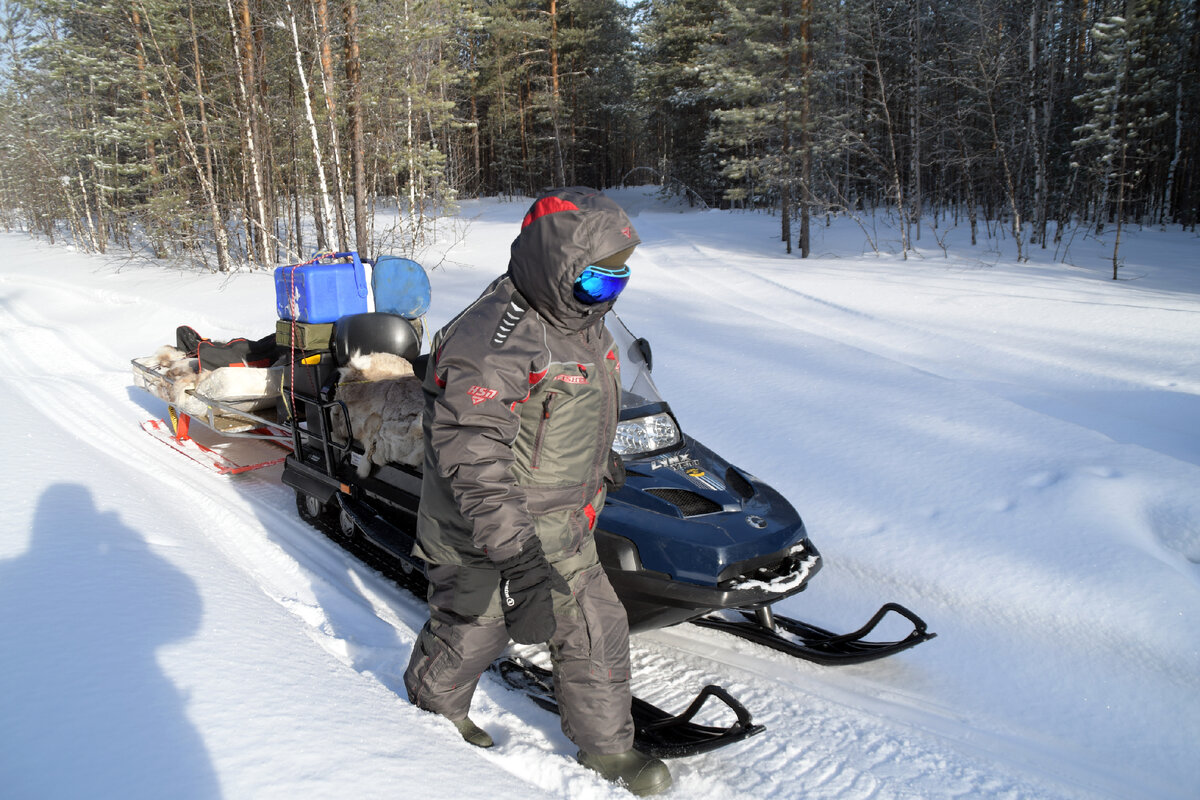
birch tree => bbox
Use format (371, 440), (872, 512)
(285, 0), (337, 251)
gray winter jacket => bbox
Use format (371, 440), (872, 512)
(415, 188), (640, 567)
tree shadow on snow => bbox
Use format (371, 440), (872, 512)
(0, 483), (220, 799)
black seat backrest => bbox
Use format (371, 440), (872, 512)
(334, 312), (421, 366)
(411, 354), (428, 381)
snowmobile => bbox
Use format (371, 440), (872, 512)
(132, 254), (934, 758)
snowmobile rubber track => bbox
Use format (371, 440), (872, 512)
(691, 602), (936, 666)
(490, 656), (764, 759)
(292, 490), (429, 596)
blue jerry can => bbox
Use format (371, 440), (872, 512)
(275, 252), (370, 323)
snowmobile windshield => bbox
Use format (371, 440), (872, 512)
(607, 312), (682, 456)
(607, 311), (664, 411)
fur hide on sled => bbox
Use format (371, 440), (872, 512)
(331, 352), (424, 476)
(150, 346), (281, 417)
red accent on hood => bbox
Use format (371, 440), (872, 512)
(522, 197), (580, 229)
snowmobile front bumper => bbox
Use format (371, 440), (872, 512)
(597, 529), (821, 633)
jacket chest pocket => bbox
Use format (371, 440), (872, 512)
(531, 391), (558, 470)
(526, 363), (603, 478)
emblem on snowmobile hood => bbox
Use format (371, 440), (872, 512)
(508, 187), (641, 333)
(650, 452), (701, 472)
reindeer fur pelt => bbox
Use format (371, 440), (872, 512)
(333, 352), (424, 477)
(150, 345), (280, 415)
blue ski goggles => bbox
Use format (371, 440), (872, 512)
(573, 264), (631, 305)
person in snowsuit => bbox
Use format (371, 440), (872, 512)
(403, 187), (672, 796)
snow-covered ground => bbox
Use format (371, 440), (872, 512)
(1, 189), (1196, 799)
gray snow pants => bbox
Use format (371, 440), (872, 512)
(403, 539), (635, 755)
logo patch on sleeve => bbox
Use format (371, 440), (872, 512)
(468, 385), (499, 405)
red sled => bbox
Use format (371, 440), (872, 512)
(141, 413), (289, 476)
(132, 355), (292, 476)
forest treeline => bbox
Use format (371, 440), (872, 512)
(0, 0), (1196, 275)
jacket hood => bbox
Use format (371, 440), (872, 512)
(507, 187), (640, 332)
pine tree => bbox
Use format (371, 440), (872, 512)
(637, 0), (725, 204)
(0, 1), (38, 232)
(1072, 0), (1172, 277)
(698, 0), (816, 253)
(360, 0), (474, 253)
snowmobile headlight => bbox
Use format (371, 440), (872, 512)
(612, 412), (681, 456)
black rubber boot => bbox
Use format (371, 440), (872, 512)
(451, 717), (494, 748)
(576, 749), (673, 796)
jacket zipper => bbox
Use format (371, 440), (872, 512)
(590, 337), (618, 491)
(531, 392), (557, 469)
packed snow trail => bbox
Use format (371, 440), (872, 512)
(2, 199), (1197, 800)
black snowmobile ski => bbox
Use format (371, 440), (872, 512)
(489, 656), (764, 759)
(691, 602), (936, 666)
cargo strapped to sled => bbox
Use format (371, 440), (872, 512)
(490, 656), (764, 759)
(132, 356), (292, 475)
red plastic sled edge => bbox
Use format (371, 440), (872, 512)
(141, 417), (288, 475)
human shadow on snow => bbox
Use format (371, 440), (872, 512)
(0, 484), (220, 799)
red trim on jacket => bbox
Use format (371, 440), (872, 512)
(509, 368), (549, 411)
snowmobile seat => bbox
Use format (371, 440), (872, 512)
(333, 312), (421, 368)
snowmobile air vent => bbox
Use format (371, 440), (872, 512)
(645, 488), (723, 517)
(724, 467), (755, 499)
